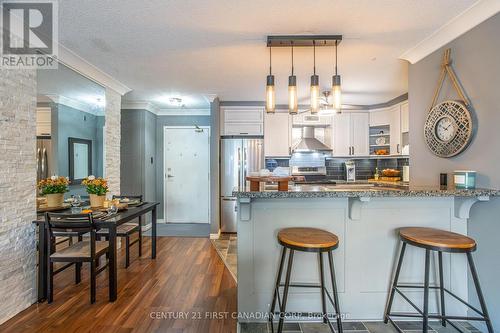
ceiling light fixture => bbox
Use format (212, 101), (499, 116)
(265, 46), (275, 113)
(310, 40), (320, 114)
(288, 42), (298, 115)
(332, 40), (342, 113)
(266, 35), (342, 115)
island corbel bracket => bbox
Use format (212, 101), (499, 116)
(239, 198), (252, 221)
(348, 197), (371, 220)
(454, 196), (489, 219)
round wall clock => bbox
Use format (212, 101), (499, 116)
(424, 100), (473, 157)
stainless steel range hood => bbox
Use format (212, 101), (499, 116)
(293, 126), (332, 153)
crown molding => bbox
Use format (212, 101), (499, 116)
(157, 108), (210, 116)
(400, 0), (500, 64)
(121, 101), (159, 114)
(44, 94), (104, 116)
(203, 94), (218, 103)
(57, 44), (132, 95)
(121, 101), (209, 116)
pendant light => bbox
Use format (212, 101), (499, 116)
(265, 46), (275, 113)
(310, 40), (320, 114)
(288, 42), (298, 115)
(331, 40), (342, 113)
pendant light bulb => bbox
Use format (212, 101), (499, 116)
(331, 40), (342, 113)
(310, 41), (319, 114)
(288, 43), (298, 115)
(265, 47), (275, 113)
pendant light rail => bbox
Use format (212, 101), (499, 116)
(267, 35), (343, 47)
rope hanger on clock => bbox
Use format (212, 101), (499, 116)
(430, 48), (471, 111)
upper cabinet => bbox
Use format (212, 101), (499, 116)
(401, 102), (409, 133)
(264, 112), (291, 157)
(332, 112), (369, 157)
(220, 108), (264, 136)
(36, 107), (52, 137)
(369, 101), (408, 156)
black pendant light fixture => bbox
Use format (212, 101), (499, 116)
(332, 40), (342, 113)
(310, 40), (320, 114)
(265, 46), (275, 113)
(266, 35), (342, 115)
(288, 42), (298, 115)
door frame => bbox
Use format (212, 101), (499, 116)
(163, 125), (211, 223)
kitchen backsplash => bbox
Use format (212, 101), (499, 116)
(266, 157), (409, 181)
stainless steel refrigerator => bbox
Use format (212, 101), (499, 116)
(220, 138), (264, 233)
(37, 138), (53, 182)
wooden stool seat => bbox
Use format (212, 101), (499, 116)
(278, 227), (339, 252)
(399, 227), (476, 252)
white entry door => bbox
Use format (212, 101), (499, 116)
(164, 126), (210, 223)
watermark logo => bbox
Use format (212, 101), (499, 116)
(1, 0), (58, 68)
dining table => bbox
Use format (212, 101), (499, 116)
(33, 201), (159, 302)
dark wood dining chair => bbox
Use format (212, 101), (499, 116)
(45, 212), (109, 304)
(97, 195), (143, 268)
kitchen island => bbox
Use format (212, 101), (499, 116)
(235, 184), (499, 323)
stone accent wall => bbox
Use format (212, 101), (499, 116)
(104, 88), (121, 196)
(0, 68), (37, 324)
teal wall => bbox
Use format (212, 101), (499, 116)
(52, 104), (104, 196)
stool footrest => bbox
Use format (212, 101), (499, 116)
(394, 284), (485, 317)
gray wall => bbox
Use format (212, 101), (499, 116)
(121, 109), (157, 223)
(409, 13), (500, 331)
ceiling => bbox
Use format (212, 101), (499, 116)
(57, 0), (480, 109)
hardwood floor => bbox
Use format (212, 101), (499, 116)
(0, 237), (237, 333)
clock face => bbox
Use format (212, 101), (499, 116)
(424, 100), (473, 157)
(435, 116), (456, 142)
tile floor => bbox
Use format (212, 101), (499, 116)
(240, 321), (483, 333)
(211, 233), (237, 281)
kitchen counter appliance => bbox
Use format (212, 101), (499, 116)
(220, 137), (264, 232)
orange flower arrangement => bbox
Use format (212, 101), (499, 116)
(81, 175), (109, 196)
(37, 176), (70, 195)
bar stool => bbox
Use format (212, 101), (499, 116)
(269, 227), (343, 333)
(384, 227), (493, 333)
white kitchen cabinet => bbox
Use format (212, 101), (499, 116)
(36, 107), (52, 137)
(333, 113), (351, 156)
(389, 105), (401, 155)
(220, 108), (264, 136)
(350, 113), (370, 156)
(401, 102), (409, 133)
(264, 112), (291, 157)
(332, 112), (369, 156)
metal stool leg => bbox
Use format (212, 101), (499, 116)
(277, 249), (294, 333)
(328, 251), (343, 333)
(467, 252), (494, 333)
(423, 249), (430, 333)
(269, 247), (287, 333)
(318, 252), (327, 324)
(438, 252), (446, 327)
(384, 242), (407, 323)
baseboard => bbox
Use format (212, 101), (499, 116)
(143, 223), (210, 237)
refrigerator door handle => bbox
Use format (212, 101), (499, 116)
(243, 147), (248, 189)
(237, 147), (241, 190)
(36, 148), (41, 180)
(42, 148), (47, 179)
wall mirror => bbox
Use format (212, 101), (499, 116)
(69, 138), (93, 184)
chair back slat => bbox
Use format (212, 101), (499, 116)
(112, 194), (143, 201)
(45, 212), (95, 232)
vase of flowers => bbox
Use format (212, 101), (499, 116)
(82, 175), (109, 207)
(37, 176), (70, 207)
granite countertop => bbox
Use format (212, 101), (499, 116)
(233, 183), (500, 199)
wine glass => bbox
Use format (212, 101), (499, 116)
(108, 204), (118, 215)
(71, 195), (82, 214)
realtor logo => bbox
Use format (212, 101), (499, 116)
(1, 0), (58, 68)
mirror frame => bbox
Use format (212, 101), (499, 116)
(68, 137), (92, 184)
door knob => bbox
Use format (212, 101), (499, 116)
(167, 174), (174, 178)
